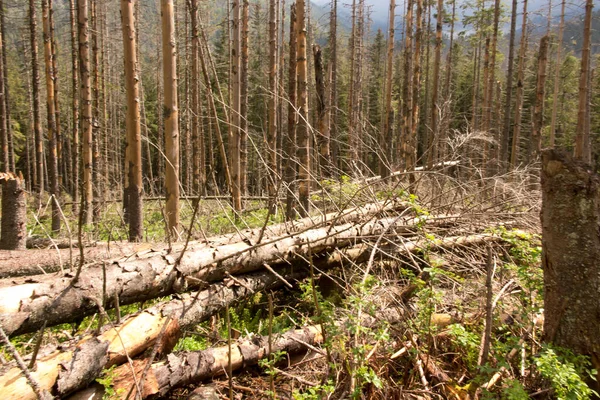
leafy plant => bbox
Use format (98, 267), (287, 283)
(535, 346), (598, 400)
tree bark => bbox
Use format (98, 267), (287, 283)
(30, 0), (44, 195)
(230, 0), (242, 212)
(69, 0), (79, 213)
(427, 0), (442, 168)
(296, 0), (310, 216)
(510, 0), (528, 168)
(541, 149), (600, 366)
(78, 0), (93, 224)
(500, 0), (518, 166)
(0, 174), (27, 251)
(285, 3), (297, 221)
(531, 35), (549, 159)
(380, 0), (395, 177)
(313, 45), (329, 178)
(121, 0), (143, 241)
(573, 0), (593, 162)
(162, 0), (181, 235)
(42, 0), (60, 233)
(549, 0), (566, 147)
(0, 206), (428, 337)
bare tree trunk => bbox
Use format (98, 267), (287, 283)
(240, 0), (249, 197)
(510, 0), (528, 168)
(267, 0), (279, 210)
(0, 174), (27, 251)
(42, 0), (60, 233)
(120, 0), (143, 241)
(380, 0), (395, 177)
(78, 0), (93, 224)
(30, 0), (44, 195)
(549, 0), (565, 147)
(408, 0), (422, 171)
(574, 0), (593, 162)
(427, 0), (442, 168)
(49, 0), (62, 191)
(0, 5), (7, 173)
(162, 0), (181, 234)
(329, 0), (338, 171)
(500, 0), (518, 166)
(400, 0), (413, 171)
(347, 0), (358, 169)
(69, 0), (79, 212)
(91, 0), (101, 217)
(541, 149), (600, 379)
(230, 0), (242, 212)
(313, 45), (329, 178)
(190, 0), (205, 196)
(285, 3), (297, 221)
(531, 35), (549, 159)
(296, 0), (310, 216)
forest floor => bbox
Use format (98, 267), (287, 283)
(2, 166), (595, 400)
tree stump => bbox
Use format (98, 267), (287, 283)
(541, 149), (600, 363)
(0, 173), (27, 250)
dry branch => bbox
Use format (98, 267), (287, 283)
(0, 233), (501, 398)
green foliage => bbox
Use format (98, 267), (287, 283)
(311, 175), (362, 208)
(448, 324), (481, 370)
(96, 365), (125, 400)
(292, 380), (335, 399)
(500, 379), (529, 400)
(175, 334), (208, 352)
(535, 346), (598, 400)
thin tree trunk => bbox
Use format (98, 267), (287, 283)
(42, 0), (60, 233)
(427, 0), (442, 168)
(267, 0), (279, 210)
(314, 44), (330, 178)
(49, 0), (61, 191)
(240, 0), (249, 197)
(78, 0), (93, 224)
(531, 35), (549, 159)
(91, 0), (101, 217)
(573, 0), (593, 162)
(400, 0), (413, 171)
(190, 0), (205, 196)
(69, 0), (79, 212)
(30, 0), (44, 195)
(329, 0), (338, 171)
(549, 0), (565, 147)
(162, 0), (181, 234)
(510, 0), (528, 168)
(500, 0), (518, 166)
(285, 3), (297, 221)
(230, 0), (242, 212)
(0, 5), (7, 173)
(120, 0), (143, 241)
(408, 0), (422, 171)
(380, 0), (395, 177)
(296, 0), (310, 216)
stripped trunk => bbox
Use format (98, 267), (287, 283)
(296, 0), (310, 216)
(230, 0), (242, 212)
(284, 3), (297, 221)
(267, 0), (279, 209)
(120, 0), (143, 241)
(427, 0), (442, 167)
(531, 35), (549, 159)
(573, 0), (593, 162)
(380, 0), (395, 177)
(500, 0), (518, 166)
(42, 0), (60, 233)
(79, 0), (93, 223)
(162, 0), (180, 234)
(510, 0), (528, 168)
(549, 0), (565, 147)
(30, 0), (44, 194)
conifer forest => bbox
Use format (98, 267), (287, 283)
(1, 0), (600, 398)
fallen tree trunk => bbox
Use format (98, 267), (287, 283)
(0, 211), (432, 337)
(71, 308), (406, 400)
(0, 233), (501, 399)
(1, 199), (404, 279)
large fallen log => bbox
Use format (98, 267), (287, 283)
(0, 199), (404, 279)
(0, 233), (501, 399)
(69, 308), (406, 400)
(0, 211), (438, 337)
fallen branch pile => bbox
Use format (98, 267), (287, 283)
(0, 232), (502, 399)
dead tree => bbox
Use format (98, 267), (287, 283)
(541, 149), (600, 378)
(0, 173), (27, 250)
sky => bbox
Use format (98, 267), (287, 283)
(310, 0), (594, 33)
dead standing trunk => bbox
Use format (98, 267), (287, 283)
(296, 0), (310, 216)
(120, 0), (143, 241)
(531, 35), (549, 159)
(541, 149), (600, 377)
(30, 0), (44, 195)
(162, 0), (181, 235)
(574, 0), (593, 162)
(0, 173), (27, 251)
